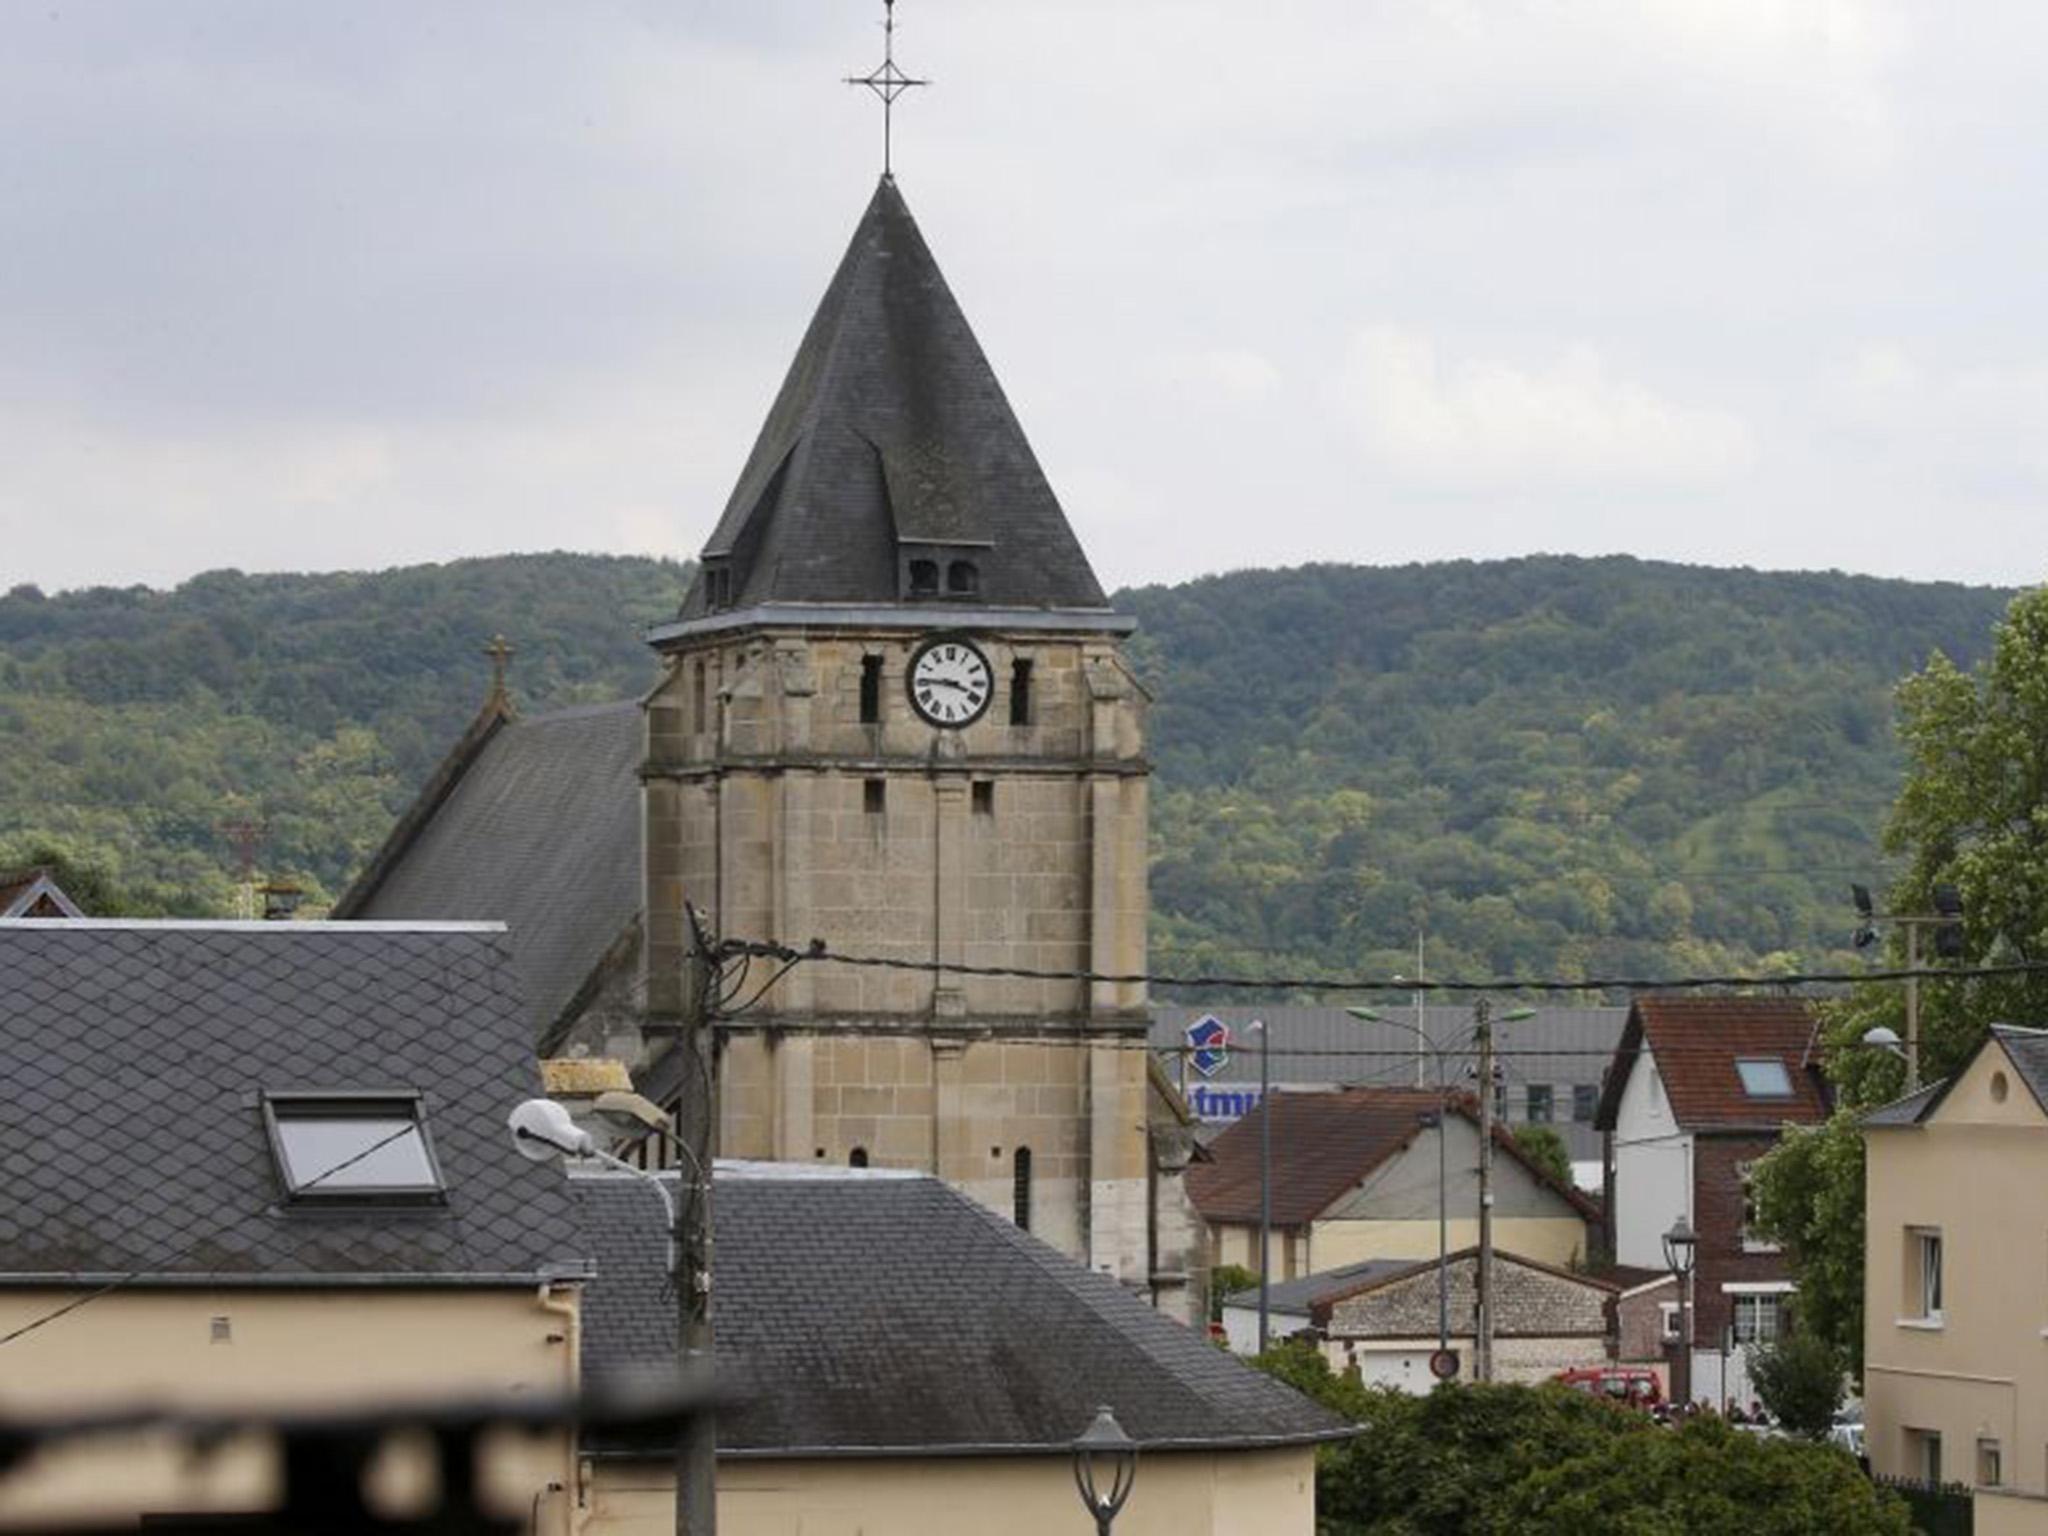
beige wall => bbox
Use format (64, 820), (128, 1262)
(1210, 1217), (1586, 1276)
(0, 1286), (578, 1530)
(583, 1446), (1316, 1536)
(641, 624), (1155, 1283)
(1976, 1489), (2048, 1536)
(1866, 1038), (2048, 1499)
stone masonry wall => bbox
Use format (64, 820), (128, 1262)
(1324, 1254), (1610, 1342)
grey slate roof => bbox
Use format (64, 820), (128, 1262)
(344, 701), (643, 1040)
(1859, 1081), (1943, 1127)
(573, 1165), (1345, 1456)
(1220, 1258), (1414, 1317)
(0, 921), (584, 1283)
(1993, 1024), (2048, 1111)
(679, 177), (1111, 620)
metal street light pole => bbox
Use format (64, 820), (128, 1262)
(1346, 1005), (1453, 1365)
(1472, 1000), (1536, 1385)
(1475, 999), (1495, 1384)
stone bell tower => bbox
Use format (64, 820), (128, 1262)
(640, 176), (1152, 1282)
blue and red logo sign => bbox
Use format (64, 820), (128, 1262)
(1186, 1016), (1231, 1078)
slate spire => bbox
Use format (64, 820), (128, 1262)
(680, 178), (1110, 619)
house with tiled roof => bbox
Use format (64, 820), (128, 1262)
(1218, 1248), (1621, 1391)
(1186, 1087), (1597, 1280)
(572, 1162), (1345, 1536)
(0, 918), (586, 1527)
(1594, 994), (1828, 1408)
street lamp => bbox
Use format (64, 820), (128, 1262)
(1071, 1405), (1137, 1535)
(1662, 1215), (1698, 1409)
(1348, 1004), (1455, 1370)
(509, 1097), (676, 1264)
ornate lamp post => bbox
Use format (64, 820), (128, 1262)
(1072, 1405), (1137, 1534)
(1662, 1215), (1698, 1409)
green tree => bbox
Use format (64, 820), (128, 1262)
(1747, 1328), (1849, 1439)
(1511, 1125), (1572, 1188)
(1247, 1349), (1906, 1536)
(1754, 585), (2048, 1373)
(1749, 1112), (1867, 1374)
(1502, 1416), (1908, 1535)
(1208, 1263), (1259, 1324)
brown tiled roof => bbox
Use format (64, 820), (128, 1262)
(1186, 1087), (1598, 1227)
(1595, 995), (1828, 1131)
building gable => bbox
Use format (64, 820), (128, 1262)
(1924, 1029), (2048, 1129)
(1318, 1250), (1613, 1340)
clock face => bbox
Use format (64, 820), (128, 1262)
(907, 636), (993, 728)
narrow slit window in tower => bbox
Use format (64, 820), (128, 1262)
(972, 780), (994, 816)
(859, 655), (883, 724)
(864, 779), (887, 816)
(1010, 658), (1033, 725)
(1013, 1146), (1032, 1231)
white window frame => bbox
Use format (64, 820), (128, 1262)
(1899, 1227), (1944, 1328)
(1731, 1293), (1783, 1346)
(1658, 1302), (1681, 1343)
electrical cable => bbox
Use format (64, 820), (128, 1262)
(714, 936), (2047, 997)
(0, 1121), (431, 1351)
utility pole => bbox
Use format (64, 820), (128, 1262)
(1474, 999), (1495, 1383)
(676, 905), (719, 1536)
(1904, 920), (1920, 1093)
(1852, 883), (1964, 1094)
(1253, 1017), (1271, 1356)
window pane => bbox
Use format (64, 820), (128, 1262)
(277, 1116), (437, 1192)
(1736, 1059), (1794, 1097)
(1573, 1084), (1598, 1122)
(1527, 1085), (1553, 1123)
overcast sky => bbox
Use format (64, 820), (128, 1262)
(2, 1), (2045, 597)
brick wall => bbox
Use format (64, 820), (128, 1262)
(1691, 1133), (1794, 1348)
(1615, 1277), (1677, 1361)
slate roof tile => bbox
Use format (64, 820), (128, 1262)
(681, 177), (1111, 618)
(0, 921), (584, 1283)
(574, 1167), (1343, 1455)
(345, 702), (643, 1040)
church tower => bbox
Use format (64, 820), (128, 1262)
(641, 176), (1153, 1282)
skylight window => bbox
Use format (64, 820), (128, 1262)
(263, 1092), (444, 1202)
(1735, 1059), (1794, 1099)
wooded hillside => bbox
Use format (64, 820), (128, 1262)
(0, 553), (2015, 986)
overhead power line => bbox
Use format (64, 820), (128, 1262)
(716, 937), (2046, 997)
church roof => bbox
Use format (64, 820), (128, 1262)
(676, 176), (1111, 623)
(336, 701), (644, 1041)
(573, 1165), (1346, 1456)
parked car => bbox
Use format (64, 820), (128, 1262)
(1552, 1365), (1664, 1409)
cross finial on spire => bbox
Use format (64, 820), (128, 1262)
(845, 0), (928, 177)
(483, 634), (515, 708)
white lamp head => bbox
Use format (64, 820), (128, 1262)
(508, 1097), (595, 1162)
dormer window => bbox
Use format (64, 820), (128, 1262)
(704, 563), (733, 610)
(263, 1091), (444, 1203)
(908, 559), (939, 597)
(946, 560), (980, 596)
